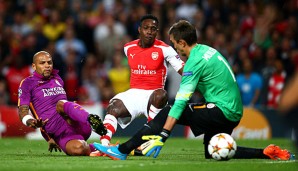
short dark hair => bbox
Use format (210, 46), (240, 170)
(168, 20), (197, 46)
(140, 14), (159, 26)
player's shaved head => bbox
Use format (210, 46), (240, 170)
(33, 51), (51, 63)
(32, 51), (53, 78)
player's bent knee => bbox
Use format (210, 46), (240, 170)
(66, 140), (89, 156)
(150, 89), (168, 108)
(107, 99), (130, 118)
(153, 89), (167, 99)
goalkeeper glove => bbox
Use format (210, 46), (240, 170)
(141, 129), (171, 158)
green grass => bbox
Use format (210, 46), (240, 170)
(0, 138), (297, 171)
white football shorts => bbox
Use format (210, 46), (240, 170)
(110, 88), (156, 129)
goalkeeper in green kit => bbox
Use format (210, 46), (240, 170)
(93, 20), (294, 161)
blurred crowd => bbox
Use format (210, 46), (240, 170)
(0, 0), (297, 110)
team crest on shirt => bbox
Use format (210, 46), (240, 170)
(151, 52), (158, 60)
(55, 79), (62, 86)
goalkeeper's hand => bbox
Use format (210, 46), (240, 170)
(141, 135), (164, 158)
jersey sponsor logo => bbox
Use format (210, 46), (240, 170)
(183, 71), (193, 76)
(151, 52), (158, 60)
(42, 87), (66, 97)
(131, 65), (157, 75)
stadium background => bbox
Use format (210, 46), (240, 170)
(0, 0), (297, 141)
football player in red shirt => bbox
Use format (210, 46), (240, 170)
(90, 14), (184, 146)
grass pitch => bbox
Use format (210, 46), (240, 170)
(0, 137), (297, 171)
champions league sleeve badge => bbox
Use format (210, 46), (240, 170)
(18, 88), (22, 98)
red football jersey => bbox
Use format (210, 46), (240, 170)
(124, 39), (184, 90)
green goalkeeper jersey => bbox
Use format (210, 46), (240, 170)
(169, 44), (243, 122)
